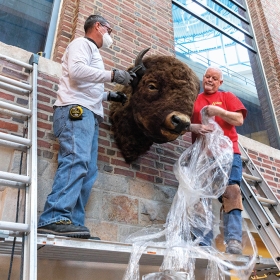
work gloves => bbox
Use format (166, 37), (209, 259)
(108, 91), (127, 105)
(112, 69), (136, 86)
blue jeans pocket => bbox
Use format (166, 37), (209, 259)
(53, 106), (74, 157)
(53, 107), (66, 137)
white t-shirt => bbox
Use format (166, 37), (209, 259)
(54, 37), (112, 120)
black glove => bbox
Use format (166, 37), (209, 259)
(112, 69), (136, 86)
(108, 91), (127, 105)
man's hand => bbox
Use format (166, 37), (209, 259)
(204, 105), (225, 118)
(190, 123), (214, 135)
(112, 70), (136, 86)
(205, 105), (244, 126)
(108, 91), (127, 105)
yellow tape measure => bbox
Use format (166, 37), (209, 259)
(69, 106), (83, 120)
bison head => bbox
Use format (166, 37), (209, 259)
(109, 48), (200, 163)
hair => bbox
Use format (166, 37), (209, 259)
(204, 66), (223, 81)
(84, 15), (108, 33)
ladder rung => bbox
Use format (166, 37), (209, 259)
(0, 100), (31, 116)
(241, 155), (248, 162)
(272, 223), (280, 229)
(242, 172), (262, 183)
(0, 75), (32, 91)
(0, 221), (30, 233)
(0, 139), (27, 152)
(0, 132), (31, 147)
(0, 81), (30, 96)
(0, 179), (26, 189)
(257, 196), (278, 206)
(0, 171), (30, 184)
(1, 108), (28, 120)
(0, 54), (33, 70)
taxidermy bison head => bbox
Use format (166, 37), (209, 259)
(109, 48), (200, 163)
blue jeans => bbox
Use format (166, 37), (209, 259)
(199, 154), (243, 246)
(223, 154), (242, 244)
(38, 105), (99, 227)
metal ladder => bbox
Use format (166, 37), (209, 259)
(239, 142), (280, 270)
(0, 54), (39, 280)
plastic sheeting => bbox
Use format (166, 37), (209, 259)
(123, 107), (257, 280)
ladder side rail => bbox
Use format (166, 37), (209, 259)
(0, 53), (38, 280)
(241, 179), (280, 269)
(23, 54), (39, 280)
(239, 143), (280, 208)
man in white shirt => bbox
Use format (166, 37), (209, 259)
(38, 15), (134, 239)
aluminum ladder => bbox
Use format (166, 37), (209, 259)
(0, 54), (39, 280)
(239, 142), (280, 270)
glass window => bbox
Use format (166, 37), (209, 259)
(173, 0), (277, 147)
(0, 0), (60, 58)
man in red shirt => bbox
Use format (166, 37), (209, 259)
(189, 67), (247, 254)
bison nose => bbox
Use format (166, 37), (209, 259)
(171, 115), (190, 133)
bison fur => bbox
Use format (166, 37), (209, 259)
(109, 49), (200, 163)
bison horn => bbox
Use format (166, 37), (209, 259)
(134, 47), (150, 76)
(130, 48), (150, 91)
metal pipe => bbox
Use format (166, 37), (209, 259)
(0, 132), (31, 146)
(0, 171), (30, 184)
(0, 82), (30, 96)
(0, 101), (31, 116)
(0, 179), (26, 189)
(0, 139), (27, 152)
(0, 109), (28, 121)
(0, 221), (30, 232)
(0, 76), (32, 91)
(0, 54), (33, 70)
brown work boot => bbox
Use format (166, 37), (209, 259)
(225, 239), (242, 254)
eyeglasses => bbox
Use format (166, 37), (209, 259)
(100, 23), (112, 35)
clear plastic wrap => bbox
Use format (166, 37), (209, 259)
(123, 107), (257, 280)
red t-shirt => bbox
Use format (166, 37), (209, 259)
(191, 91), (247, 154)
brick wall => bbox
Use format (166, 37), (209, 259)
(247, 150), (280, 200)
(247, 0), (280, 146)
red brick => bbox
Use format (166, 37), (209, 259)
(0, 92), (15, 101)
(37, 130), (45, 138)
(37, 121), (52, 130)
(38, 139), (51, 149)
(98, 154), (110, 163)
(141, 166), (159, 176)
(115, 168), (134, 178)
(160, 171), (176, 181)
(164, 179), (178, 187)
(136, 172), (154, 182)
(38, 103), (54, 113)
(38, 95), (51, 103)
(0, 120), (18, 132)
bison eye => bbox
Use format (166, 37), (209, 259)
(148, 84), (157, 90)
